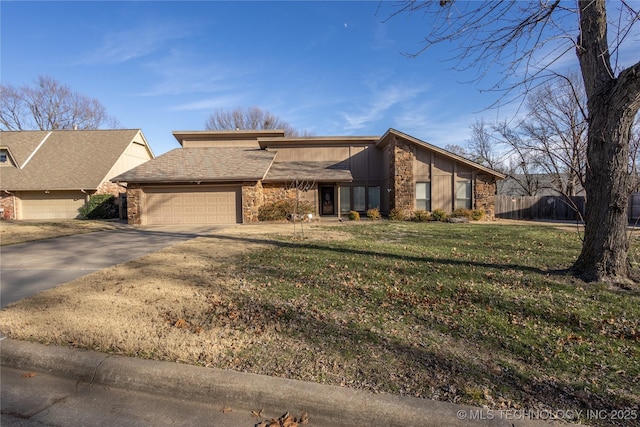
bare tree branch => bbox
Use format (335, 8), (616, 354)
(0, 75), (119, 131)
(205, 106), (311, 137)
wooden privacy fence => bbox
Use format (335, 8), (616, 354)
(495, 195), (585, 221)
(496, 193), (640, 221)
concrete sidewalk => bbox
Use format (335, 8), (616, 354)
(0, 338), (552, 427)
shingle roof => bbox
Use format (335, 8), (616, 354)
(263, 161), (353, 183)
(0, 129), (146, 191)
(112, 147), (276, 183)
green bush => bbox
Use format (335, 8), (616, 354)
(79, 194), (117, 219)
(388, 207), (405, 221)
(471, 209), (485, 221)
(366, 208), (381, 220)
(412, 209), (431, 222)
(348, 210), (360, 221)
(258, 199), (314, 221)
(431, 209), (448, 222)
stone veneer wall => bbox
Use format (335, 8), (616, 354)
(96, 180), (126, 197)
(242, 182), (263, 223)
(243, 182), (317, 223)
(390, 137), (416, 217)
(0, 192), (16, 219)
(125, 185), (143, 225)
(475, 174), (497, 219)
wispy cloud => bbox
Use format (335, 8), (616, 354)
(342, 82), (429, 131)
(168, 94), (246, 112)
(136, 48), (256, 98)
(80, 25), (190, 65)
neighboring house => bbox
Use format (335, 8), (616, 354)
(0, 129), (154, 220)
(112, 128), (505, 225)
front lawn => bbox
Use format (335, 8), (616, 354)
(238, 222), (639, 425)
(1, 221), (638, 425)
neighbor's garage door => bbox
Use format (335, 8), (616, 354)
(144, 186), (241, 225)
(19, 191), (87, 220)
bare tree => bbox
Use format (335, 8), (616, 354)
(0, 75), (119, 130)
(386, 1), (640, 284)
(444, 144), (469, 158)
(492, 120), (543, 197)
(520, 73), (588, 197)
(205, 106), (310, 137)
(467, 118), (505, 171)
(287, 179), (316, 239)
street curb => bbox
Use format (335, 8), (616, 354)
(1, 338), (549, 426)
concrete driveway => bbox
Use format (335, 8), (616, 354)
(0, 225), (215, 308)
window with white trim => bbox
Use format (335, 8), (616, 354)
(416, 182), (431, 211)
(455, 180), (472, 209)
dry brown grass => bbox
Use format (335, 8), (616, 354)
(0, 224), (351, 367)
(0, 220), (119, 246)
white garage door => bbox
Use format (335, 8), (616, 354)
(19, 191), (87, 220)
(144, 187), (241, 225)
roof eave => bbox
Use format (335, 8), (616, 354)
(378, 128), (506, 179)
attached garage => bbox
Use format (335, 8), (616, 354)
(143, 186), (241, 225)
(18, 191), (87, 220)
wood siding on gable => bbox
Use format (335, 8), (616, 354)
(105, 142), (153, 182)
(431, 154), (453, 211)
(271, 146), (351, 162)
(271, 144), (384, 183)
(349, 146), (368, 181)
(432, 175), (453, 211)
(415, 149), (431, 182)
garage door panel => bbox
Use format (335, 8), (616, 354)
(145, 187), (240, 225)
(19, 191), (86, 220)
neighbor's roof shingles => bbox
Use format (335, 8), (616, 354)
(0, 129), (145, 191)
(112, 147), (276, 183)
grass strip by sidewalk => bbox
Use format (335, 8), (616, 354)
(0, 221), (638, 426)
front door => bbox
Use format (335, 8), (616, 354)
(321, 186), (335, 215)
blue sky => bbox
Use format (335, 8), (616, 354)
(0, 1), (609, 155)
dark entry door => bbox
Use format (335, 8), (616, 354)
(321, 186), (334, 215)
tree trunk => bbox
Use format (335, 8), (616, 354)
(573, 102), (633, 283)
(572, 0), (640, 284)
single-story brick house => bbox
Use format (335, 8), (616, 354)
(0, 129), (154, 220)
(112, 128), (504, 225)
